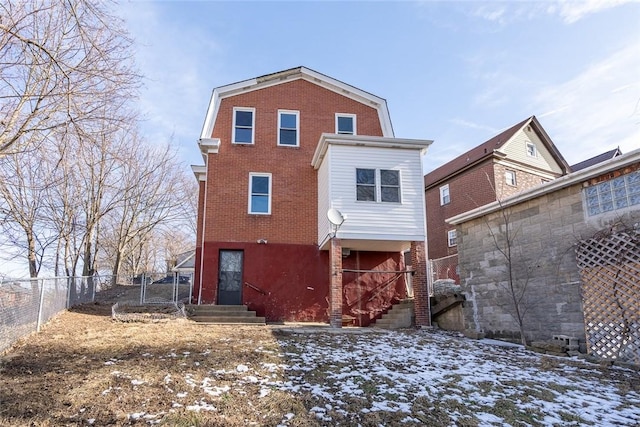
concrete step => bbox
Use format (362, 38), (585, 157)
(190, 315), (266, 324)
(186, 305), (265, 325)
(372, 300), (415, 329)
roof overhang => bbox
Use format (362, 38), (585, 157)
(199, 66), (395, 141)
(447, 148), (640, 225)
(191, 165), (206, 181)
(312, 133), (433, 169)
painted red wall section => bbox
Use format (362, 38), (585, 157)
(342, 251), (408, 327)
(194, 241), (408, 324)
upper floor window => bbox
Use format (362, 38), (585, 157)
(505, 170), (517, 186)
(233, 107), (255, 144)
(526, 141), (537, 158)
(440, 184), (450, 205)
(447, 229), (457, 247)
(356, 168), (401, 203)
(336, 113), (356, 135)
(584, 170), (640, 217)
(278, 110), (299, 147)
(248, 173), (271, 214)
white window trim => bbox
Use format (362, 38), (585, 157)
(526, 141), (537, 158)
(277, 109), (300, 147)
(248, 172), (272, 215)
(232, 107), (255, 145)
(505, 170), (517, 186)
(447, 229), (457, 247)
(439, 184), (450, 205)
(355, 168), (402, 203)
(335, 113), (357, 135)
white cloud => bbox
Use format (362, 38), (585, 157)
(118, 2), (221, 166)
(533, 41), (640, 163)
(449, 118), (499, 134)
(468, 0), (633, 25)
(553, 0), (634, 24)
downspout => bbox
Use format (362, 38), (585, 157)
(198, 164), (208, 305)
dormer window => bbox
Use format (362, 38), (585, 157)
(526, 141), (537, 157)
(336, 114), (356, 135)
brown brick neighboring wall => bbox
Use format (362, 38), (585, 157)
(330, 238), (343, 328)
(411, 240), (431, 327)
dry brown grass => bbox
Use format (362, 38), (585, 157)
(0, 300), (317, 426)
(1, 286), (639, 426)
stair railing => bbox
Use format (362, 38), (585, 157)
(244, 281), (270, 295)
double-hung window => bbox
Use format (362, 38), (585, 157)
(336, 114), (356, 135)
(248, 173), (271, 214)
(380, 169), (400, 202)
(447, 229), (457, 247)
(440, 184), (450, 205)
(356, 168), (401, 203)
(278, 110), (299, 147)
(505, 170), (517, 186)
(233, 107), (255, 144)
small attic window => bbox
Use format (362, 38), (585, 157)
(526, 141), (537, 158)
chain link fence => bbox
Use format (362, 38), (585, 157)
(1, 276), (100, 353)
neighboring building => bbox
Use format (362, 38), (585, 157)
(191, 67), (432, 326)
(424, 116), (571, 264)
(448, 149), (640, 344)
(571, 147), (622, 172)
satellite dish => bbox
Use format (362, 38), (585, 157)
(327, 208), (345, 227)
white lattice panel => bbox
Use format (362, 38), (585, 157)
(576, 231), (640, 364)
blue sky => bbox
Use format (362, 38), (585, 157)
(120, 0), (639, 173)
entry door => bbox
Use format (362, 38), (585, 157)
(218, 250), (243, 305)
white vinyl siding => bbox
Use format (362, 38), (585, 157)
(318, 144), (425, 243)
(317, 152), (332, 245)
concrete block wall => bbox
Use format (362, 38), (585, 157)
(457, 183), (592, 343)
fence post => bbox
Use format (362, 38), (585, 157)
(36, 278), (45, 332)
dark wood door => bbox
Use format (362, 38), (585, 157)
(218, 250), (243, 305)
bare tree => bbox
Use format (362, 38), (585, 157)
(98, 139), (197, 282)
(0, 144), (59, 277)
(0, 0), (140, 154)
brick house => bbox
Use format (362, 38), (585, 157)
(447, 149), (640, 344)
(191, 67), (432, 327)
(424, 116), (571, 267)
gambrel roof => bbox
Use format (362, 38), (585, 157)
(198, 66), (394, 143)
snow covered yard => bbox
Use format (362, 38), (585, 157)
(275, 329), (640, 426)
(0, 300), (638, 426)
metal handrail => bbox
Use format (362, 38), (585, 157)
(244, 281), (270, 295)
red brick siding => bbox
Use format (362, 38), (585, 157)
(203, 79), (383, 245)
(426, 159), (497, 259)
